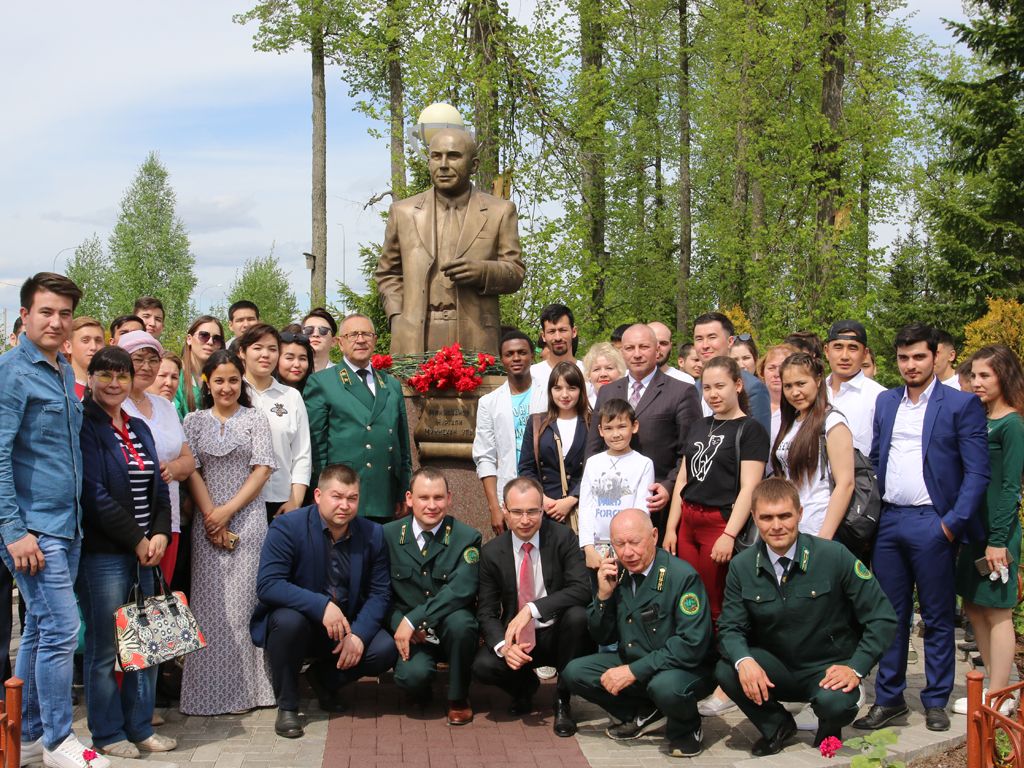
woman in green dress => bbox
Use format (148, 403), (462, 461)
(953, 345), (1024, 714)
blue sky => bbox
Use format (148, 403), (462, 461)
(0, 0), (969, 331)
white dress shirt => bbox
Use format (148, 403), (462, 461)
(627, 368), (658, 406)
(494, 531), (553, 654)
(826, 370), (887, 455)
(344, 356), (376, 395)
(767, 543), (798, 584)
(404, 518), (445, 631)
(664, 366), (696, 385)
(941, 373), (961, 391)
(883, 376), (937, 507)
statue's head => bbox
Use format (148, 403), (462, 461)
(428, 128), (478, 197)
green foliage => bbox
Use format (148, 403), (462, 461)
(336, 242), (390, 354)
(106, 152), (197, 344)
(65, 234), (111, 326)
(962, 297), (1024, 360)
(845, 728), (903, 768)
(224, 249), (300, 330)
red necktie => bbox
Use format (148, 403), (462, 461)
(518, 542), (537, 650)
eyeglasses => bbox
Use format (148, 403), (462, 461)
(303, 325), (333, 337)
(93, 371), (132, 385)
(130, 355), (160, 370)
(194, 331), (224, 346)
(507, 508), (543, 519)
(341, 331), (377, 341)
(280, 332), (311, 345)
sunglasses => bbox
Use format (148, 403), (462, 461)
(93, 371), (132, 385)
(302, 325), (333, 337)
(194, 330), (224, 346)
(280, 332), (311, 345)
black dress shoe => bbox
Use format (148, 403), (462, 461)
(751, 716), (796, 757)
(852, 704), (909, 730)
(925, 707), (950, 732)
(275, 709), (304, 739)
(306, 669), (348, 713)
(509, 693), (534, 716)
(553, 698), (576, 737)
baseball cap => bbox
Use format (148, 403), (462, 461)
(827, 320), (867, 346)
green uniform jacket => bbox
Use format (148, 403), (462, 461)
(383, 515), (482, 633)
(304, 362), (413, 520)
(717, 534), (897, 677)
(588, 549), (713, 684)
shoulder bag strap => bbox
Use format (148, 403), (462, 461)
(532, 414), (543, 477)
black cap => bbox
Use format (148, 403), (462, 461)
(827, 320), (867, 346)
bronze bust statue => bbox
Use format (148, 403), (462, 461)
(375, 128), (525, 356)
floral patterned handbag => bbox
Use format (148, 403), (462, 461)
(114, 568), (207, 671)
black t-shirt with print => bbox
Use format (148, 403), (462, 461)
(681, 415), (770, 509)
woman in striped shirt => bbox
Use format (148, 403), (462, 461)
(78, 346), (177, 759)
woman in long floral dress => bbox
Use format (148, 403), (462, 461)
(181, 350), (276, 715)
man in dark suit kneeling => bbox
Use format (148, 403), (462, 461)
(251, 463), (397, 738)
(472, 476), (592, 736)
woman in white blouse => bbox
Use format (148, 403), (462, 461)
(238, 324), (312, 522)
(117, 331), (196, 582)
(770, 352), (855, 538)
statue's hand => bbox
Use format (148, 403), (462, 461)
(442, 260), (486, 287)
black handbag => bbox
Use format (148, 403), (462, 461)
(819, 409), (881, 562)
(728, 420), (760, 553)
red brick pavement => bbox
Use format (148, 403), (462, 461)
(322, 678), (590, 768)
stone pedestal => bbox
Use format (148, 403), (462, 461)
(403, 376), (503, 541)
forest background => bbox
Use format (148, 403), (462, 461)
(7, 0), (1021, 386)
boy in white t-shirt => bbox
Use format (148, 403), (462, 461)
(578, 398), (655, 568)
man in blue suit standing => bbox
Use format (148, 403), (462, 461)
(854, 323), (989, 733)
(251, 463), (396, 739)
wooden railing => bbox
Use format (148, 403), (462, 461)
(967, 670), (1024, 768)
(0, 678), (22, 768)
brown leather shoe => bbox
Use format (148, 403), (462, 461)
(447, 699), (473, 725)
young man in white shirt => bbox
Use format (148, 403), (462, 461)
(473, 330), (546, 535)
(530, 304), (584, 403)
(934, 329), (960, 390)
(824, 320), (887, 456)
(649, 321), (695, 385)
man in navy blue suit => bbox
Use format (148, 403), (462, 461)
(251, 463), (396, 738)
(854, 324), (989, 733)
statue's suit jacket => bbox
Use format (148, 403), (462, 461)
(376, 186), (525, 356)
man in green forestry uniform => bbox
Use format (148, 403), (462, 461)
(562, 509), (715, 758)
(383, 467), (482, 726)
(716, 478), (897, 756)
(305, 312), (413, 523)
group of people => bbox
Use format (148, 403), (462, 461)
(0, 274), (1021, 767)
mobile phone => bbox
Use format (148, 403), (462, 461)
(595, 541), (614, 560)
(975, 556), (992, 577)
(225, 531), (240, 551)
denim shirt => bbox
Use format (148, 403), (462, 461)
(0, 334), (83, 544)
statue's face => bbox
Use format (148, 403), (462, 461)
(428, 130), (477, 196)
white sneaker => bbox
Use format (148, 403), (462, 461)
(534, 666), (557, 680)
(795, 704), (819, 732)
(953, 690), (1015, 716)
(43, 734), (111, 768)
(697, 694), (737, 716)
(20, 737), (42, 766)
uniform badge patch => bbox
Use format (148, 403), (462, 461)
(854, 560), (872, 580)
(463, 547), (480, 564)
(679, 592), (700, 616)
(270, 403), (288, 417)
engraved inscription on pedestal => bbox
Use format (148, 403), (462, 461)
(417, 398), (478, 444)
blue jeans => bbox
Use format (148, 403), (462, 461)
(77, 553), (157, 748)
(0, 535), (81, 750)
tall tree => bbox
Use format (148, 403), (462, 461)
(107, 152), (196, 343)
(234, 0), (345, 307)
(922, 0), (1024, 331)
(225, 250), (301, 330)
(65, 234), (111, 324)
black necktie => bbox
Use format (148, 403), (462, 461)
(356, 368), (374, 397)
(420, 531), (433, 556)
(778, 556), (792, 584)
(632, 572), (646, 592)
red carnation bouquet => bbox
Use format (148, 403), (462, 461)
(371, 353), (393, 370)
(407, 344), (495, 394)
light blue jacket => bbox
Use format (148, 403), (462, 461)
(0, 334), (83, 544)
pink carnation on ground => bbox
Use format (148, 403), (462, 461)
(819, 736), (843, 758)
